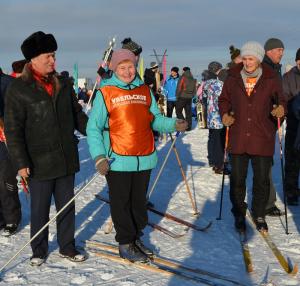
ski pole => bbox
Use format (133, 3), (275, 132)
(273, 93), (288, 234)
(147, 132), (180, 200)
(277, 117), (288, 234)
(169, 133), (198, 215)
(0, 159), (115, 276)
(216, 125), (230, 220)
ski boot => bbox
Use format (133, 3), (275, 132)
(2, 223), (19, 237)
(119, 243), (148, 263)
(254, 217), (268, 232)
(135, 239), (154, 258)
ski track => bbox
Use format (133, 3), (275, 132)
(0, 121), (299, 286)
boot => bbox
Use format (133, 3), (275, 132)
(119, 243), (148, 263)
(2, 223), (19, 237)
(254, 217), (268, 232)
(234, 215), (246, 232)
(135, 239), (154, 257)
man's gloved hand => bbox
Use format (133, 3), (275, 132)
(222, 113), (235, 127)
(271, 105), (284, 118)
(175, 119), (188, 132)
(95, 156), (110, 176)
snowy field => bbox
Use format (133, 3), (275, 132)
(0, 120), (299, 286)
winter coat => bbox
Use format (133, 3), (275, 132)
(87, 73), (176, 172)
(0, 69), (13, 118)
(283, 66), (300, 133)
(4, 64), (88, 180)
(176, 70), (197, 99)
(163, 76), (179, 101)
(292, 94), (300, 149)
(263, 55), (282, 80)
(203, 79), (224, 129)
(219, 63), (286, 156)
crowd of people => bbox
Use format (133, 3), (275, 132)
(0, 31), (299, 268)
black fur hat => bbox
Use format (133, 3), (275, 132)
(121, 37), (142, 56)
(21, 31), (57, 60)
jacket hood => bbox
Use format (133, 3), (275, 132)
(227, 62), (278, 79)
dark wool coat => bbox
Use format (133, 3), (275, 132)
(4, 64), (88, 180)
(219, 63), (286, 156)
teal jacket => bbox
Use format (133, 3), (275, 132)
(87, 74), (177, 172)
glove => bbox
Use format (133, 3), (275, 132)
(97, 66), (106, 77)
(95, 156), (110, 176)
(271, 105), (284, 118)
(222, 113), (235, 127)
(175, 119), (188, 132)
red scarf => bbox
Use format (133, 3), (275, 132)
(30, 65), (54, 96)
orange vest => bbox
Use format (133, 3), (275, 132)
(101, 85), (155, 156)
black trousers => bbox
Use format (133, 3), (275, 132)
(28, 174), (75, 256)
(230, 154), (272, 218)
(106, 170), (151, 244)
(176, 98), (192, 130)
(208, 128), (225, 168)
(166, 101), (176, 118)
(0, 158), (21, 226)
(284, 130), (300, 197)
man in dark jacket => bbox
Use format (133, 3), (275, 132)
(282, 48), (300, 205)
(219, 41), (286, 232)
(0, 68), (21, 237)
(175, 67), (197, 131)
(4, 31), (88, 266)
(262, 38), (285, 216)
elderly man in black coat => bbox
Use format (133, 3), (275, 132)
(4, 31), (88, 266)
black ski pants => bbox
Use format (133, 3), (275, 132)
(166, 101), (176, 118)
(28, 174), (75, 257)
(208, 128), (225, 169)
(230, 154), (272, 218)
(176, 98), (192, 130)
(0, 142), (21, 227)
(106, 170), (151, 245)
(284, 130), (300, 197)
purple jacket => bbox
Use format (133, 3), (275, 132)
(219, 63), (286, 156)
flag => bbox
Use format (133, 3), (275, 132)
(162, 54), (167, 85)
(73, 63), (79, 95)
(139, 57), (144, 79)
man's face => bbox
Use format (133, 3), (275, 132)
(115, 60), (136, 84)
(266, 48), (284, 64)
(31, 52), (56, 76)
(242, 55), (260, 73)
(296, 60), (300, 70)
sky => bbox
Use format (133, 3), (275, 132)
(1, 0), (299, 80)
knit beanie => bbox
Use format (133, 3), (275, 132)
(264, 38), (284, 51)
(110, 49), (137, 72)
(121, 37), (142, 56)
(295, 48), (300, 61)
(241, 41), (264, 62)
(150, 62), (158, 69)
(171, 66), (179, 73)
(21, 31), (57, 60)
(208, 61), (222, 74)
(229, 45), (240, 60)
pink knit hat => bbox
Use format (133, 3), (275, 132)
(110, 49), (136, 71)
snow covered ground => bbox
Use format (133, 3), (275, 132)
(0, 120), (299, 286)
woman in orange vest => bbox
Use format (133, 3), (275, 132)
(87, 49), (187, 262)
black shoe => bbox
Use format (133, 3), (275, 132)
(135, 239), (154, 257)
(59, 249), (87, 262)
(234, 216), (246, 232)
(119, 243), (148, 263)
(254, 217), (268, 232)
(30, 254), (48, 266)
(2, 224), (19, 237)
(287, 195), (299, 206)
(214, 167), (231, 175)
(265, 206), (283, 217)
